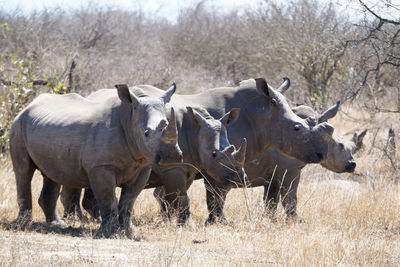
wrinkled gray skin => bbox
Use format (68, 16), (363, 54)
(60, 106), (183, 221)
(10, 84), (178, 237)
(65, 78), (336, 224)
(139, 79), (335, 224)
(200, 101), (368, 224)
(61, 87), (247, 224)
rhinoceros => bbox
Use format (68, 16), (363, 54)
(9, 83), (179, 237)
(63, 77), (335, 224)
(201, 101), (367, 224)
(60, 87), (247, 224)
(60, 106), (183, 220)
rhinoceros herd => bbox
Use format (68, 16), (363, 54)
(9, 77), (366, 237)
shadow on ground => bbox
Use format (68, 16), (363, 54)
(0, 219), (94, 237)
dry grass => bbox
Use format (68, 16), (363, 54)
(0, 106), (399, 266)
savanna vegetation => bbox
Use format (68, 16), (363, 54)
(0, 0), (399, 265)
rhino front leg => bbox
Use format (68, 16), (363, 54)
(60, 186), (83, 220)
(280, 170), (302, 221)
(263, 179), (281, 220)
(204, 176), (230, 225)
(162, 168), (191, 226)
(88, 166), (118, 238)
(153, 186), (168, 216)
(82, 189), (100, 221)
(118, 166), (152, 237)
(38, 176), (64, 226)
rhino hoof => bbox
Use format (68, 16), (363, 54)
(50, 219), (68, 227)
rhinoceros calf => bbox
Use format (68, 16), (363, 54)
(202, 102), (367, 224)
(10, 83), (178, 237)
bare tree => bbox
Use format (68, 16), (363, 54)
(345, 0), (400, 111)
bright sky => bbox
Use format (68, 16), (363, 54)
(0, 0), (264, 21)
(0, 0), (398, 23)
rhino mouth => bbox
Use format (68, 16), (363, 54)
(308, 152), (324, 163)
(155, 152), (184, 166)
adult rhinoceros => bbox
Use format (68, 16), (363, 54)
(202, 101), (367, 224)
(9, 83), (178, 237)
(60, 106), (183, 221)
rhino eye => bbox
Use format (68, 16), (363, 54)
(294, 124), (301, 131)
(144, 129), (150, 137)
(212, 150), (217, 158)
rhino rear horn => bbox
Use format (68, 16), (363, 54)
(318, 101), (340, 123)
(220, 108), (240, 125)
(116, 84), (140, 106)
(233, 138), (247, 164)
(163, 107), (178, 140)
(161, 83), (176, 104)
(277, 77), (290, 94)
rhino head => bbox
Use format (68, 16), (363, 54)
(156, 107), (183, 166)
(115, 83), (177, 163)
(254, 78), (334, 163)
(187, 107), (247, 185)
(294, 102), (367, 173)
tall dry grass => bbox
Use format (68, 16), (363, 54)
(0, 106), (398, 266)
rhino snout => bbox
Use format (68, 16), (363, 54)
(345, 161), (356, 172)
(156, 149), (183, 166)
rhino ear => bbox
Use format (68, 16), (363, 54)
(116, 84), (139, 106)
(186, 106), (208, 127)
(161, 83), (176, 104)
(255, 78), (280, 107)
(277, 77), (290, 94)
(318, 101), (340, 123)
(220, 108), (240, 126)
(255, 78), (270, 97)
(353, 129), (367, 152)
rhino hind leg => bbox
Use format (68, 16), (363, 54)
(60, 186), (84, 220)
(10, 139), (36, 224)
(204, 178), (230, 226)
(38, 176), (65, 226)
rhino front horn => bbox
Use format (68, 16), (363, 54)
(234, 138), (247, 164)
(163, 107), (178, 140)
